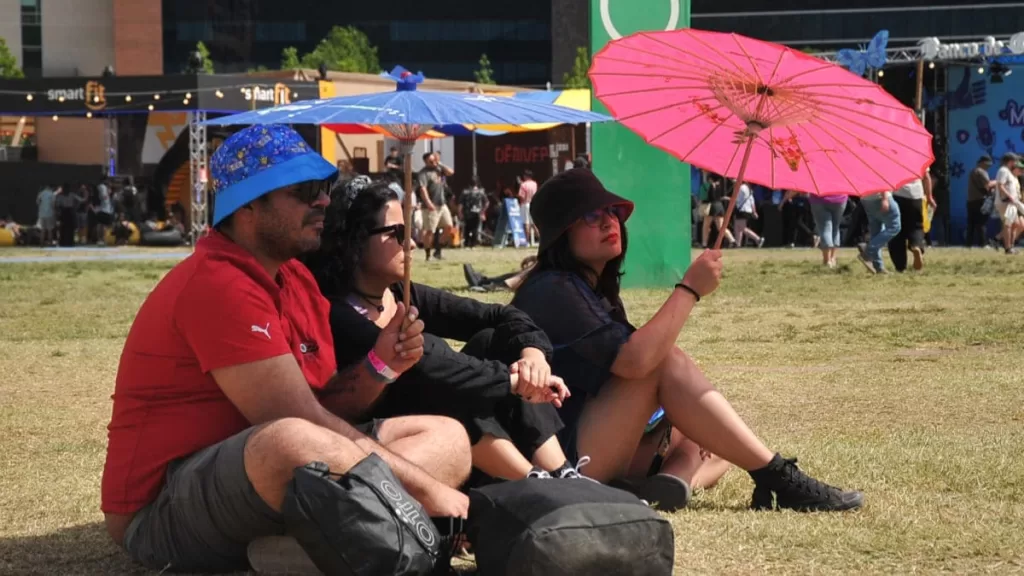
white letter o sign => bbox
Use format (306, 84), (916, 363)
(600, 0), (681, 40)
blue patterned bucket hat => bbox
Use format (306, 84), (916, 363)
(210, 125), (338, 226)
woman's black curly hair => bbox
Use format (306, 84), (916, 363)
(301, 178), (399, 300)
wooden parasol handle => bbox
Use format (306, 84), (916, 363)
(401, 143), (415, 316)
(714, 135), (757, 250)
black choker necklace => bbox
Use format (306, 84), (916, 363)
(353, 288), (385, 313)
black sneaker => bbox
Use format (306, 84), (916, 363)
(462, 264), (484, 288)
(750, 455), (863, 512)
(552, 456), (599, 482)
(610, 473), (692, 511)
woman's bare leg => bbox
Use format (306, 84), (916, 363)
(657, 347), (775, 470)
(471, 435), (533, 480)
(626, 425), (732, 491)
(530, 435), (569, 471)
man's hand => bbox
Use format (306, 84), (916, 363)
(372, 303), (425, 375)
(509, 348), (570, 407)
(425, 202), (438, 212)
(418, 485), (470, 518)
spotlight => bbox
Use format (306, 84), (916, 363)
(148, 104), (154, 111)
(86, 112), (92, 118)
(52, 115), (58, 121)
(215, 90), (224, 98)
(25, 94), (33, 101)
(928, 62), (936, 69)
(154, 94), (161, 100)
(183, 98), (189, 105)
(93, 96), (100, 103)
(185, 92), (192, 99)
(58, 96), (65, 102)
(877, 69), (885, 77)
(978, 67), (985, 74)
(125, 95), (132, 102)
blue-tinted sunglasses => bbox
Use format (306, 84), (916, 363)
(581, 205), (629, 227)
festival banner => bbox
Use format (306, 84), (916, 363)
(590, 0), (692, 287)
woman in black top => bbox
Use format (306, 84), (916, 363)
(302, 177), (581, 483)
(511, 169), (865, 512)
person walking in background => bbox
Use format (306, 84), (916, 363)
(96, 180), (115, 245)
(809, 193), (848, 268)
(384, 146), (403, 183)
(888, 169), (936, 271)
(966, 155), (996, 248)
(459, 175), (488, 249)
(699, 173), (735, 248)
(36, 184), (56, 246)
(416, 152), (455, 260)
(518, 169), (538, 246)
(994, 152), (1024, 255)
(733, 181), (764, 248)
(857, 190), (901, 274)
(55, 184), (78, 247)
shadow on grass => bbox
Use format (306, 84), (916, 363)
(0, 523), (475, 575)
(0, 522), (147, 576)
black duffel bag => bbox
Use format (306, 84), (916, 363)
(467, 478), (674, 576)
(282, 454), (446, 575)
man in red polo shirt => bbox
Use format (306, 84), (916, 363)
(101, 125), (471, 573)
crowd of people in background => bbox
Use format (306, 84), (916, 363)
(5, 178), (190, 248)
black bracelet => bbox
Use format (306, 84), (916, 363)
(675, 283), (701, 302)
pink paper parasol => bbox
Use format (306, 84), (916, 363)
(590, 28), (934, 248)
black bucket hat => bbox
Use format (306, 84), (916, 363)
(530, 168), (635, 253)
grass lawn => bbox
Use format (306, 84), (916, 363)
(1, 246), (1023, 575)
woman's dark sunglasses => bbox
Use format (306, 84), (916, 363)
(581, 205), (629, 227)
(289, 179), (334, 204)
(369, 223), (406, 241)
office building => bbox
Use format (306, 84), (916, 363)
(162, 0), (553, 86)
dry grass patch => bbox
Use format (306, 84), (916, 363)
(1, 247), (1023, 574)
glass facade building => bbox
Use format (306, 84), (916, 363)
(691, 0), (1024, 50)
(162, 0), (552, 85)
(21, 0), (42, 77)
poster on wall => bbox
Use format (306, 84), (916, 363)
(504, 198), (529, 248)
(946, 63), (1024, 243)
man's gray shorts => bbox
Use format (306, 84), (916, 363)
(124, 420), (380, 573)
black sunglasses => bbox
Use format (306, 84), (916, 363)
(289, 179), (334, 204)
(581, 205), (629, 227)
(369, 223), (406, 241)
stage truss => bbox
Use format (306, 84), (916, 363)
(188, 111), (208, 246)
(103, 116), (117, 177)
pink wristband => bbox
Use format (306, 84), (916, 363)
(367, 350), (399, 382)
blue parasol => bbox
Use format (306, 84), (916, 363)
(205, 66), (613, 308)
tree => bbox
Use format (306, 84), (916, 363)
(300, 26), (379, 73)
(562, 46), (590, 89)
(196, 41), (215, 74)
(0, 37), (24, 79)
(281, 46), (301, 70)
(474, 54), (496, 85)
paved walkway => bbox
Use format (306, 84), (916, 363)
(0, 248), (192, 264)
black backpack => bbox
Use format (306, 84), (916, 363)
(282, 454), (449, 575)
(467, 478), (674, 576)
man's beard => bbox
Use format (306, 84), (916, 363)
(257, 216), (321, 262)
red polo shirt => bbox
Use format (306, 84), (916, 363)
(101, 231), (336, 515)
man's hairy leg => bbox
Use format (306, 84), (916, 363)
(375, 416), (472, 489)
